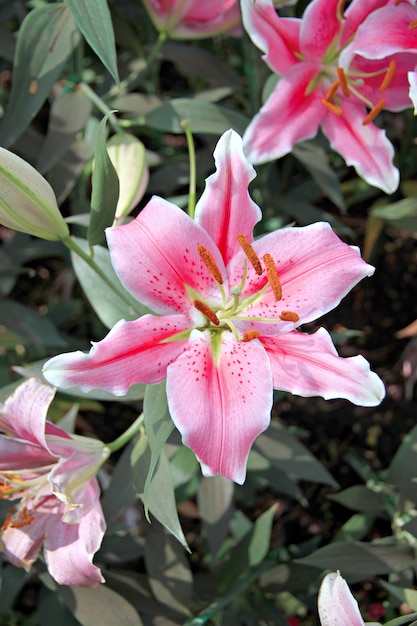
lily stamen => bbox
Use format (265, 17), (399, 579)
(193, 299), (220, 326)
(197, 245), (223, 284)
(409, 18), (417, 29)
(380, 60), (397, 92)
(242, 330), (261, 342)
(280, 311), (300, 322)
(263, 253), (282, 300)
(321, 99), (343, 116)
(324, 79), (341, 102)
(337, 67), (351, 97)
(237, 233), (263, 275)
(362, 99), (385, 125)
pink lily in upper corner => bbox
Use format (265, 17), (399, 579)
(318, 571), (382, 626)
(43, 130), (385, 485)
(0, 378), (109, 587)
(141, 0), (241, 39)
(241, 0), (417, 194)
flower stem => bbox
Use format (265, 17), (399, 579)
(78, 82), (122, 134)
(107, 413), (144, 453)
(181, 120), (197, 219)
(63, 236), (141, 314)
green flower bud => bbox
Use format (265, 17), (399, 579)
(106, 134), (149, 224)
(0, 148), (70, 241)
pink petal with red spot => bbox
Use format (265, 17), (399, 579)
(300, 0), (343, 61)
(243, 62), (325, 165)
(43, 314), (191, 395)
(195, 130), (261, 264)
(318, 571), (368, 626)
(262, 328), (385, 406)
(106, 197), (226, 315)
(321, 99), (399, 193)
(240, 0), (301, 74)
(166, 330), (273, 484)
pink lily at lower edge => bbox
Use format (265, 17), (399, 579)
(0, 378), (109, 587)
(318, 571), (382, 626)
(43, 129), (385, 485)
(241, 0), (417, 194)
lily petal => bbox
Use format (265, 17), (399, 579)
(321, 99), (399, 194)
(300, 0), (343, 61)
(0, 435), (54, 470)
(195, 129), (261, 264)
(240, 0), (301, 74)
(318, 571), (379, 626)
(44, 496), (105, 587)
(409, 68), (417, 112)
(167, 330), (273, 484)
(342, 0), (392, 45)
(262, 328), (385, 406)
(106, 197), (226, 315)
(243, 62), (325, 165)
(43, 315), (191, 395)
(0, 379), (55, 451)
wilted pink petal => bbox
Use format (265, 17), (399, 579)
(0, 379), (109, 587)
(44, 130), (384, 484)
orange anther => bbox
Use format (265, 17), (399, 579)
(242, 330), (261, 342)
(236, 234), (263, 275)
(337, 67), (351, 97)
(380, 60), (396, 92)
(1, 512), (12, 531)
(362, 99), (385, 125)
(197, 245), (223, 284)
(409, 18), (417, 29)
(193, 300), (220, 326)
(324, 80), (341, 102)
(263, 253), (282, 301)
(321, 99), (343, 116)
(280, 311), (300, 323)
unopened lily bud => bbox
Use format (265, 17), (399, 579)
(0, 148), (70, 241)
(106, 134), (149, 224)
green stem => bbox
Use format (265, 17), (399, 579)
(107, 413), (144, 453)
(78, 82), (122, 134)
(63, 236), (142, 315)
(181, 120), (197, 219)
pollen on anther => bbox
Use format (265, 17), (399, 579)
(263, 253), (282, 300)
(409, 18), (417, 29)
(324, 80), (341, 102)
(336, 68), (350, 97)
(379, 60), (396, 92)
(321, 98), (343, 116)
(193, 299), (220, 326)
(280, 310), (300, 323)
(237, 234), (263, 275)
(362, 99), (385, 125)
(197, 245), (223, 284)
(242, 330), (260, 342)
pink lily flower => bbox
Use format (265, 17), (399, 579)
(43, 130), (385, 485)
(318, 571), (382, 626)
(241, 0), (417, 194)
(0, 378), (109, 587)
(141, 0), (241, 39)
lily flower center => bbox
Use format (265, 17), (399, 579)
(192, 234), (299, 341)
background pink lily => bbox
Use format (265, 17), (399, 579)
(43, 130), (385, 485)
(241, 0), (417, 194)
(318, 571), (382, 626)
(141, 0), (241, 39)
(0, 378), (109, 587)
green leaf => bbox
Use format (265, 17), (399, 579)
(131, 433), (189, 550)
(144, 98), (249, 135)
(198, 475), (234, 559)
(70, 237), (150, 328)
(380, 581), (417, 611)
(0, 299), (67, 349)
(371, 197), (417, 232)
(144, 519), (193, 616)
(64, 0), (119, 83)
(58, 584), (142, 626)
(0, 4), (80, 147)
(327, 486), (386, 514)
(88, 115), (120, 246)
(297, 541), (415, 581)
(386, 424), (417, 503)
(142, 382), (174, 519)
(36, 90), (92, 174)
(254, 421), (338, 487)
(293, 142), (345, 211)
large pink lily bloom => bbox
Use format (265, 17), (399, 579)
(318, 571), (382, 626)
(241, 0), (417, 194)
(43, 130), (385, 485)
(141, 0), (241, 39)
(0, 378), (109, 587)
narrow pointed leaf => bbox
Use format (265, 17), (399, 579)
(64, 0), (119, 83)
(0, 4), (80, 147)
(88, 114), (120, 246)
